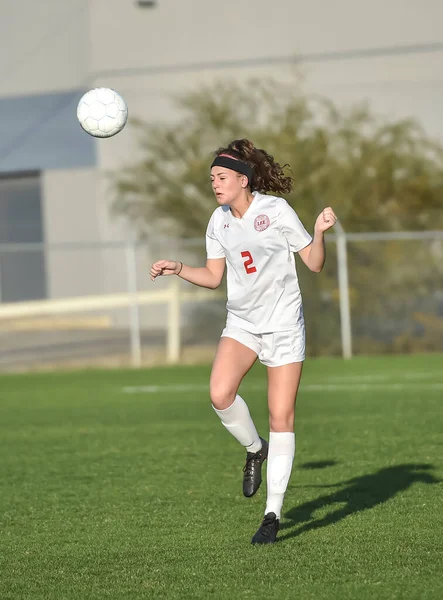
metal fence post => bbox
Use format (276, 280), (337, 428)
(335, 221), (353, 359)
(125, 241), (142, 367)
(167, 276), (181, 363)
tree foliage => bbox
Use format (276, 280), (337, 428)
(113, 77), (443, 238)
(112, 78), (443, 355)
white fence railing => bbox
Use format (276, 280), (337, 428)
(0, 275), (224, 366)
(0, 230), (442, 369)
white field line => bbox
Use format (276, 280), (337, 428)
(326, 371), (441, 383)
(122, 382), (443, 394)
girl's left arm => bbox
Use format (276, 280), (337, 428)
(298, 207), (337, 273)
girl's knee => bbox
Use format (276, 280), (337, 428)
(269, 413), (294, 432)
(210, 382), (237, 410)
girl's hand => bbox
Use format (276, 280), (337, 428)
(314, 207), (337, 234)
(150, 260), (180, 281)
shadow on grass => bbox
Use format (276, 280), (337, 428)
(299, 460), (338, 470)
(280, 463), (439, 541)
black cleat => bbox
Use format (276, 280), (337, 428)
(243, 437), (268, 498)
(251, 512), (280, 545)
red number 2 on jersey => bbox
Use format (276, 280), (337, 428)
(241, 251), (257, 274)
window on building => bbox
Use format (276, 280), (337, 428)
(0, 172), (47, 302)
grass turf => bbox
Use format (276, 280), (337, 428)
(0, 354), (442, 599)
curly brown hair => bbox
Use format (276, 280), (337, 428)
(214, 139), (293, 194)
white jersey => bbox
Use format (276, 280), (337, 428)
(205, 191), (312, 333)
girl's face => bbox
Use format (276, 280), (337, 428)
(210, 167), (247, 205)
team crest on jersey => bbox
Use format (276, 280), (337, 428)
(254, 214), (270, 232)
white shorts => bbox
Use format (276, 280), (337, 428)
(221, 324), (305, 367)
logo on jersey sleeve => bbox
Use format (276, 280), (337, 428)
(254, 214), (270, 232)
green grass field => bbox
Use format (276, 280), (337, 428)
(1, 354), (442, 600)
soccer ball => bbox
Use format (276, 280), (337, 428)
(76, 87), (128, 138)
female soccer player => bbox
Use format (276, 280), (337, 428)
(150, 139), (337, 544)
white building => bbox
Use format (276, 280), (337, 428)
(1, 0), (442, 304)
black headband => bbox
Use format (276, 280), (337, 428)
(210, 155), (253, 182)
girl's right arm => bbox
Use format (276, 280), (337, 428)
(150, 258), (225, 289)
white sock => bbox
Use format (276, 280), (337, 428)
(213, 395), (262, 452)
(265, 432), (296, 519)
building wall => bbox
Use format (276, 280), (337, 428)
(0, 0), (90, 97)
(90, 0), (443, 187)
(89, 1), (442, 74)
(42, 168), (104, 298)
(1, 0), (443, 306)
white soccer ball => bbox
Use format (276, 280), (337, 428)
(76, 87), (128, 138)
